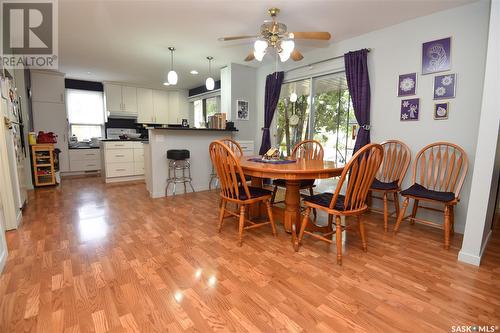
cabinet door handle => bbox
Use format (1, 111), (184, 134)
(116, 168), (126, 171)
(87, 164), (96, 167)
(114, 144), (125, 147)
(85, 153), (95, 156)
(115, 154), (125, 157)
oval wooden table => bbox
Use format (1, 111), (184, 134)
(239, 157), (343, 244)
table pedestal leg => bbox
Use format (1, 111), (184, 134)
(284, 181), (301, 244)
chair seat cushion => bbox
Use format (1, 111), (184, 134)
(303, 193), (346, 211)
(371, 179), (399, 191)
(238, 186), (273, 200)
(400, 183), (455, 202)
(273, 178), (315, 188)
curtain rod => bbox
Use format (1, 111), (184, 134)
(284, 48), (371, 74)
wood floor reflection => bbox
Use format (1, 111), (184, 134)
(1, 177), (499, 332)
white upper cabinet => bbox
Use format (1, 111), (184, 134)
(122, 86), (137, 115)
(137, 88), (154, 123)
(104, 83), (138, 117)
(30, 71), (65, 104)
(153, 90), (169, 124)
(104, 84), (122, 114)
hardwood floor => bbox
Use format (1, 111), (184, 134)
(1, 177), (499, 332)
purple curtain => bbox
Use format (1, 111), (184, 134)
(344, 49), (371, 153)
(259, 71), (284, 155)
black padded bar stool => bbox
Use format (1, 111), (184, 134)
(166, 149), (195, 195)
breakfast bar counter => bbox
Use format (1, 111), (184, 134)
(144, 127), (237, 198)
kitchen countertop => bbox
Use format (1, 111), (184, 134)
(148, 127), (237, 132)
(99, 139), (149, 142)
(68, 146), (101, 150)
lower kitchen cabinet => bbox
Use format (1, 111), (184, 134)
(69, 149), (102, 172)
(101, 141), (145, 183)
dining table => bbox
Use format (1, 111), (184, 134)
(239, 156), (344, 244)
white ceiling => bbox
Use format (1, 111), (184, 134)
(59, 0), (475, 90)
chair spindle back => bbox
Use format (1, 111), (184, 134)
(209, 140), (250, 200)
(331, 144), (384, 211)
(292, 140), (324, 160)
(412, 142), (468, 198)
(220, 138), (244, 158)
(376, 140), (411, 186)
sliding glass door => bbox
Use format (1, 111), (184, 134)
(274, 71), (357, 165)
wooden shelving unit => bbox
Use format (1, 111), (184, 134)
(31, 144), (56, 187)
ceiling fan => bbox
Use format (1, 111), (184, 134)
(218, 8), (331, 62)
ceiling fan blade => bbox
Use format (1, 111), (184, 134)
(291, 50), (304, 61)
(218, 35), (258, 41)
(244, 52), (255, 62)
(289, 32), (331, 40)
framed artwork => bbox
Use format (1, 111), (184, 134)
(400, 98), (419, 121)
(397, 73), (417, 97)
(422, 37), (451, 75)
(236, 100), (249, 120)
(434, 102), (449, 120)
(434, 73), (456, 99)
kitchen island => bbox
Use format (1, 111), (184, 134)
(144, 127), (238, 198)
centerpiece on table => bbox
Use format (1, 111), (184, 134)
(248, 147), (296, 164)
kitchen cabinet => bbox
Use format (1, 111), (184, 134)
(153, 90), (169, 124)
(104, 83), (138, 117)
(137, 88), (154, 123)
(69, 149), (101, 172)
(102, 141), (144, 183)
(32, 101), (70, 172)
(30, 71), (65, 104)
(168, 91), (181, 123)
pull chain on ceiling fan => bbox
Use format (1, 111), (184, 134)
(219, 8), (331, 62)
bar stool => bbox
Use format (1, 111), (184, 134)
(166, 149), (195, 195)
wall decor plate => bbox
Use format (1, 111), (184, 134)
(397, 73), (417, 97)
(422, 37), (451, 75)
(434, 73), (456, 99)
(400, 98), (419, 121)
(434, 102), (449, 120)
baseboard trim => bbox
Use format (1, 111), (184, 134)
(458, 230), (493, 266)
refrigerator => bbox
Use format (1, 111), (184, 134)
(0, 74), (28, 230)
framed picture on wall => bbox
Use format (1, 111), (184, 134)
(236, 100), (249, 121)
(422, 37), (451, 75)
(434, 73), (456, 99)
(397, 73), (417, 96)
(400, 98), (419, 121)
(434, 102), (449, 120)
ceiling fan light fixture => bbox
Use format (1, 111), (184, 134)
(278, 50), (291, 62)
(281, 40), (295, 54)
(167, 47), (178, 85)
(254, 50), (265, 61)
(254, 39), (268, 53)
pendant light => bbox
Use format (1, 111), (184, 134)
(205, 56), (215, 91)
(167, 47), (178, 85)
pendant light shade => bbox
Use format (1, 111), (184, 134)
(167, 70), (178, 85)
(206, 56), (215, 91)
(205, 77), (215, 91)
(167, 47), (178, 85)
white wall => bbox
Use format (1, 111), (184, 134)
(459, 0), (500, 266)
(228, 64), (257, 141)
(254, 1), (490, 234)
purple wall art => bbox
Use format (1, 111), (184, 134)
(400, 98), (419, 121)
(397, 73), (417, 97)
(422, 37), (451, 75)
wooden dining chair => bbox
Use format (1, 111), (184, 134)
(394, 142), (468, 249)
(296, 143), (384, 265)
(210, 138), (249, 189)
(271, 140), (324, 218)
(209, 140), (277, 246)
(369, 140), (411, 231)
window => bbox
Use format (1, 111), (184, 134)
(66, 89), (105, 141)
(192, 95), (221, 127)
(275, 72), (356, 165)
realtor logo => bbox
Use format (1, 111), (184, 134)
(1, 0), (58, 69)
